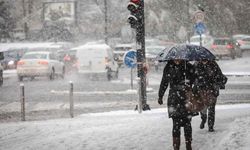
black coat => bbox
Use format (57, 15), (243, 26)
(193, 61), (227, 97)
(158, 61), (196, 118)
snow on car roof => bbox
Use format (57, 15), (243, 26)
(24, 51), (51, 54)
(0, 42), (63, 52)
(114, 44), (133, 48)
(71, 44), (111, 50)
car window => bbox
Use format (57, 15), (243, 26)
(146, 48), (164, 55)
(23, 53), (47, 59)
(107, 49), (114, 59)
(242, 38), (250, 41)
(114, 47), (131, 52)
(214, 39), (230, 45)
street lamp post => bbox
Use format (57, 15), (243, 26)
(22, 0), (29, 40)
(104, 0), (108, 44)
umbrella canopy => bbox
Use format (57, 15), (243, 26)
(158, 44), (216, 61)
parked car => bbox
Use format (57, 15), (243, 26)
(210, 38), (238, 59)
(237, 37), (250, 52)
(0, 49), (25, 70)
(145, 46), (166, 71)
(190, 34), (214, 50)
(232, 34), (250, 52)
(58, 49), (78, 74)
(17, 51), (65, 81)
(113, 44), (133, 67)
(72, 44), (119, 81)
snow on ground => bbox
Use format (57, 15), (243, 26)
(0, 104), (250, 150)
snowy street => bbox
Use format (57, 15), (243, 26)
(1, 0), (250, 149)
(1, 53), (250, 122)
(0, 104), (250, 150)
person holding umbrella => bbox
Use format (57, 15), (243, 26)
(157, 44), (216, 150)
(158, 59), (196, 150)
(193, 59), (227, 132)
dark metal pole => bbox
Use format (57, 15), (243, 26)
(69, 81), (74, 118)
(131, 68), (133, 89)
(104, 0), (108, 44)
(200, 34), (202, 46)
(20, 83), (25, 121)
(186, 0), (191, 43)
(137, 0), (150, 111)
(22, 0), (28, 40)
(141, 0), (148, 110)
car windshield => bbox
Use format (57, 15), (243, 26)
(114, 47), (131, 52)
(214, 39), (231, 45)
(146, 47), (164, 55)
(22, 53), (47, 59)
(242, 38), (250, 42)
(233, 35), (250, 40)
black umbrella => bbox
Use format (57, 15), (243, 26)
(157, 44), (216, 61)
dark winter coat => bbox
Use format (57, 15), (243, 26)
(193, 61), (227, 97)
(158, 60), (196, 118)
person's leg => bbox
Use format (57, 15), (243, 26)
(200, 107), (207, 129)
(208, 104), (216, 132)
(172, 118), (181, 150)
(184, 118), (192, 150)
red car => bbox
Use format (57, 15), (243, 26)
(210, 38), (239, 59)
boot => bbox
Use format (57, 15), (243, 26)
(200, 113), (207, 129)
(200, 119), (206, 129)
(208, 126), (214, 132)
(185, 137), (192, 150)
(173, 137), (180, 150)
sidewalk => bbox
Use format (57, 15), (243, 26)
(0, 104), (250, 150)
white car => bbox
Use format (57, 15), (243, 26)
(72, 44), (119, 81)
(232, 34), (250, 52)
(17, 51), (65, 81)
(113, 44), (133, 67)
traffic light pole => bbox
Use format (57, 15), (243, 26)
(127, 0), (150, 111)
(136, 0), (150, 111)
(104, 0), (108, 44)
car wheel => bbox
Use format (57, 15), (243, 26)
(107, 68), (112, 81)
(61, 67), (65, 79)
(18, 76), (23, 82)
(49, 69), (55, 80)
(0, 71), (3, 86)
(30, 76), (35, 81)
(231, 53), (235, 59)
(114, 70), (119, 79)
(0, 78), (3, 86)
(238, 50), (243, 57)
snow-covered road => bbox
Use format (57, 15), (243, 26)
(0, 104), (250, 150)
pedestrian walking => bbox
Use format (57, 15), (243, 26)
(158, 59), (197, 150)
(193, 59), (227, 132)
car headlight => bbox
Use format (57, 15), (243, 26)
(8, 60), (15, 65)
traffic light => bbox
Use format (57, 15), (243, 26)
(127, 0), (142, 29)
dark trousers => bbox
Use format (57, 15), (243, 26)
(172, 117), (192, 138)
(200, 103), (216, 128)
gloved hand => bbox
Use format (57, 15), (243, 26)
(158, 97), (163, 105)
(192, 85), (198, 94)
